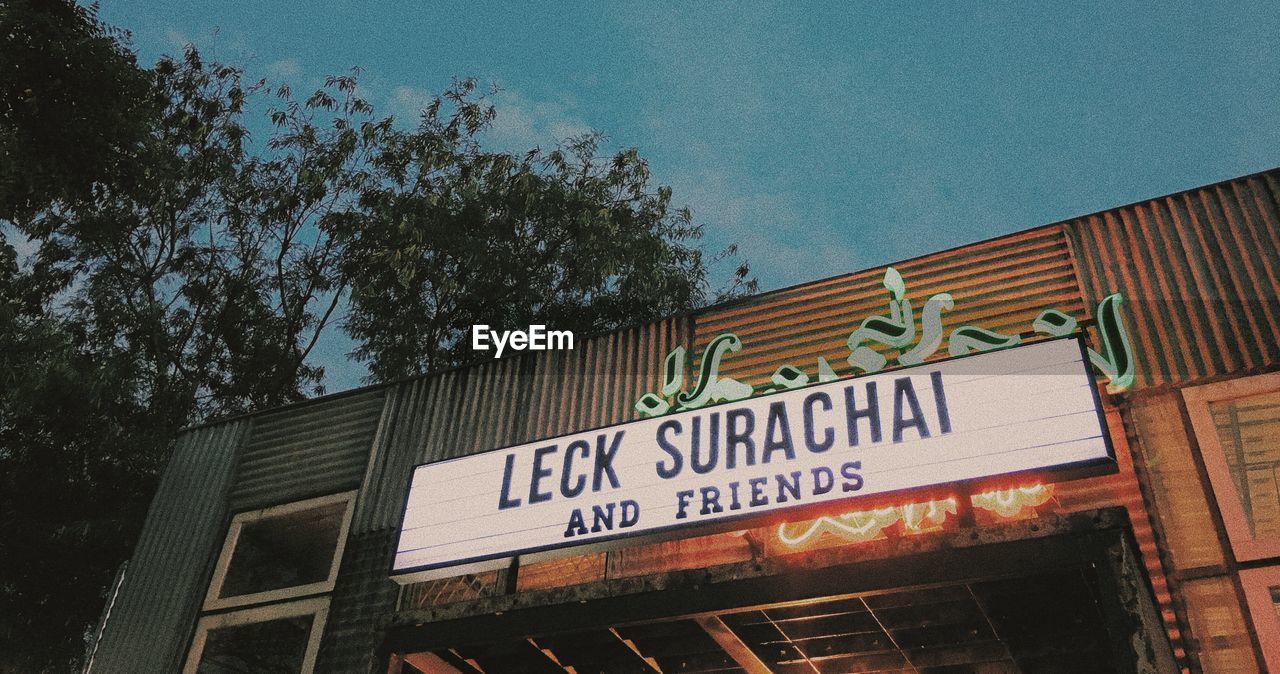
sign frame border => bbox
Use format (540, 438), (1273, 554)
(388, 335), (1117, 582)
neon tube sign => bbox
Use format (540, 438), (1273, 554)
(634, 267), (1136, 419)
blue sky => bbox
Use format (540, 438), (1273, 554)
(99, 2), (1280, 391)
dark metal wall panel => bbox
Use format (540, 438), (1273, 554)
(1065, 168), (1280, 389)
(228, 388), (386, 511)
(695, 226), (1086, 387)
(87, 420), (249, 674)
(314, 530), (401, 673)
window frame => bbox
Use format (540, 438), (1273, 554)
(1239, 566), (1280, 672)
(182, 596), (330, 674)
(203, 491), (357, 611)
(1183, 372), (1280, 562)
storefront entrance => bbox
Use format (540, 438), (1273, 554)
(383, 508), (1176, 674)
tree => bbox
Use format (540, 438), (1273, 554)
(2, 38), (383, 670)
(0, 0), (158, 222)
(0, 232), (163, 673)
(1, 7), (754, 669)
(339, 81), (756, 379)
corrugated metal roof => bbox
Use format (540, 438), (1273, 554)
(1065, 169), (1280, 389)
(87, 420), (249, 673)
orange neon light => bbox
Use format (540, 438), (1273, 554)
(970, 484), (1054, 518)
(776, 497), (958, 546)
(776, 483), (1053, 547)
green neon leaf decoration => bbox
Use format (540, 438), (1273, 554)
(861, 314), (911, 340)
(771, 364), (810, 390)
(634, 392), (670, 418)
(676, 333), (746, 409)
(1088, 293), (1136, 392)
(899, 293), (954, 366)
(1032, 309), (1077, 337)
(817, 356), (838, 382)
(948, 325), (1021, 356)
(847, 268), (917, 373)
(714, 377), (754, 402)
(660, 346), (686, 397)
(848, 347), (888, 373)
(884, 266), (906, 301)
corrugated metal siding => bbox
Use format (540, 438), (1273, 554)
(314, 530), (401, 673)
(696, 226), (1087, 386)
(523, 317), (692, 441)
(228, 389), (386, 511)
(88, 420), (249, 674)
(1066, 169), (1280, 389)
(1051, 406), (1184, 658)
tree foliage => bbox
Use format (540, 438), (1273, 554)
(342, 82), (754, 379)
(0, 2), (754, 670)
(0, 0), (157, 221)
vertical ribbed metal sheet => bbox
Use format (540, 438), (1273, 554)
(314, 530), (401, 673)
(87, 420), (249, 674)
(1065, 168), (1280, 390)
(228, 388), (386, 511)
(696, 226), (1086, 386)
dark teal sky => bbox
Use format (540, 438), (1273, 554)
(100, 2), (1280, 390)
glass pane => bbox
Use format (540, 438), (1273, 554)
(197, 614), (314, 673)
(220, 501), (345, 598)
(1211, 391), (1280, 539)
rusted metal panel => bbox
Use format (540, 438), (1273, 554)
(1053, 405), (1185, 659)
(1065, 168), (1280, 390)
(694, 226), (1087, 388)
(88, 420), (250, 673)
(228, 388), (385, 511)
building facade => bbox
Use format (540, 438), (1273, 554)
(88, 168), (1280, 673)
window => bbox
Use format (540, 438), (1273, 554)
(1186, 374), (1280, 670)
(184, 597), (329, 674)
(1180, 576), (1261, 672)
(1240, 567), (1280, 672)
(185, 492), (356, 673)
(1184, 373), (1280, 561)
(204, 491), (356, 610)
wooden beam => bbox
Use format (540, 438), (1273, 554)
(607, 627), (664, 673)
(403, 652), (468, 674)
(693, 616), (772, 674)
(527, 637), (573, 673)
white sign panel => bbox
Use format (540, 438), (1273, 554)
(392, 337), (1113, 581)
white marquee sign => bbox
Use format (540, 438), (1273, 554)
(392, 337), (1113, 582)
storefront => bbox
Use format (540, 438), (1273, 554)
(87, 168), (1280, 673)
